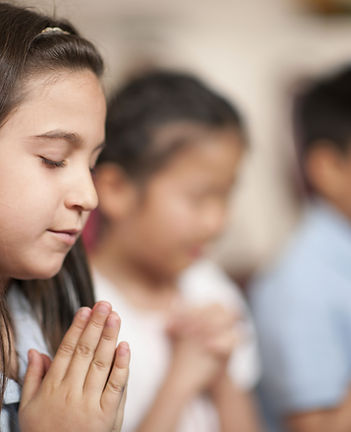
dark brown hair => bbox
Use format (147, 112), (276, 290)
(0, 2), (104, 407)
(98, 70), (246, 180)
(293, 66), (351, 194)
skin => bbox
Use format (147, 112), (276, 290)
(92, 128), (260, 432)
(147, 304), (259, 432)
(94, 128), (243, 283)
(305, 142), (351, 220)
(20, 303), (130, 432)
(0, 69), (130, 431)
(0, 70), (104, 280)
(286, 390), (351, 432)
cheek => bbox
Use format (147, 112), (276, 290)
(144, 196), (198, 240)
(0, 164), (57, 231)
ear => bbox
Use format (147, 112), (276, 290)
(94, 163), (136, 221)
(304, 141), (345, 199)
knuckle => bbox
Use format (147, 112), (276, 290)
(92, 358), (108, 371)
(76, 342), (93, 357)
(107, 380), (125, 394)
(90, 318), (105, 330)
(101, 332), (115, 343)
(73, 320), (87, 331)
(64, 390), (76, 405)
(58, 341), (76, 356)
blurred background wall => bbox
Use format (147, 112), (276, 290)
(20, 0), (351, 284)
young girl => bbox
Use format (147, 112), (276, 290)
(90, 71), (261, 432)
(0, 3), (130, 431)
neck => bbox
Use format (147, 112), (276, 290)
(90, 232), (179, 312)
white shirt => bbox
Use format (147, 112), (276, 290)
(94, 259), (260, 432)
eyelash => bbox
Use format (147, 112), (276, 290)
(40, 156), (66, 168)
(40, 156), (96, 174)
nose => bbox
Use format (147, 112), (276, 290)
(64, 169), (98, 213)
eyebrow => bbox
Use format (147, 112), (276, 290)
(32, 129), (105, 151)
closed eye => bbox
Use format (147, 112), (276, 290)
(40, 156), (66, 168)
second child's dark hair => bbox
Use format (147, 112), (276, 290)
(98, 70), (245, 179)
(294, 66), (351, 160)
(0, 2), (104, 407)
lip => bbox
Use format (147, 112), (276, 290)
(47, 229), (81, 246)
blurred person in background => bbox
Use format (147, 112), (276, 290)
(250, 65), (351, 432)
(88, 70), (261, 432)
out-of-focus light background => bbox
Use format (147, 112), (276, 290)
(23, 0), (351, 284)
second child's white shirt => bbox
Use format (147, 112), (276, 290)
(94, 259), (260, 432)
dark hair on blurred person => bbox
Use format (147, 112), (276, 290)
(294, 66), (351, 160)
(98, 70), (246, 181)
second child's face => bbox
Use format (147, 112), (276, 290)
(115, 129), (243, 277)
(0, 70), (106, 280)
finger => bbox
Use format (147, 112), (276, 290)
(83, 312), (121, 396)
(63, 302), (112, 388)
(201, 312), (237, 338)
(188, 305), (239, 339)
(45, 307), (92, 383)
(20, 350), (46, 407)
(40, 353), (52, 375)
(205, 330), (239, 356)
(167, 307), (202, 335)
(112, 381), (128, 432)
(101, 342), (130, 414)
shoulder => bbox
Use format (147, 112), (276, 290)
(250, 204), (351, 318)
(248, 207), (351, 413)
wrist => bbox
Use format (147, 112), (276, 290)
(209, 370), (234, 398)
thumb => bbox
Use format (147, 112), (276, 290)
(20, 349), (46, 406)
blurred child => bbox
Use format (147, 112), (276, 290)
(250, 66), (351, 432)
(90, 70), (261, 432)
(0, 3), (129, 431)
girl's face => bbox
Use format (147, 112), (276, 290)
(0, 70), (106, 280)
(103, 128), (243, 278)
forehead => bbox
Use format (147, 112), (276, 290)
(23, 69), (105, 113)
(0, 69), (106, 143)
(150, 127), (243, 184)
(146, 121), (239, 165)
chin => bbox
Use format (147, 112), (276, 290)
(17, 259), (65, 281)
(178, 256), (198, 270)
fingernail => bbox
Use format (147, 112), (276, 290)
(95, 302), (111, 315)
(78, 307), (91, 320)
(118, 342), (129, 356)
(106, 312), (120, 328)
